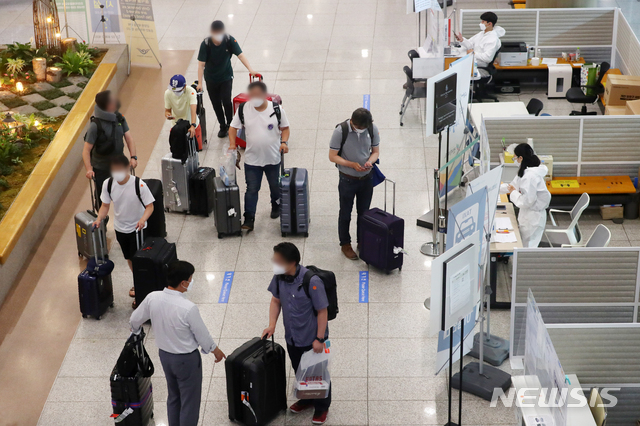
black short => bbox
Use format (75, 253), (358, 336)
(115, 230), (142, 260)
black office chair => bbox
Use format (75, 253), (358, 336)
(399, 65), (427, 126)
(526, 98), (544, 116)
(473, 48), (501, 102)
(566, 62), (610, 115)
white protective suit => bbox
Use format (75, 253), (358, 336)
(460, 26), (506, 67)
(500, 165), (551, 248)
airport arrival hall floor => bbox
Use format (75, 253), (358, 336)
(2, 0), (640, 425)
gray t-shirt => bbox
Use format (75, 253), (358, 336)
(329, 120), (380, 177)
(84, 108), (130, 171)
(268, 265), (329, 347)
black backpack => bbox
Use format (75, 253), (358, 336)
(301, 266), (339, 321)
(87, 112), (126, 157)
(238, 101), (281, 127)
(169, 119), (192, 163)
(115, 328), (154, 378)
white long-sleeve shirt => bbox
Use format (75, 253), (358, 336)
(500, 165), (551, 212)
(130, 288), (217, 355)
(460, 26), (506, 67)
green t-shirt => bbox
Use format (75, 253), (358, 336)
(197, 35), (242, 84)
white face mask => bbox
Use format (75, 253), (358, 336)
(250, 97), (265, 108)
(272, 263), (287, 275)
(354, 127), (366, 134)
(174, 88), (185, 97)
(212, 33), (225, 43)
(479, 23), (486, 31)
(513, 158), (520, 166)
(181, 279), (193, 292)
(111, 170), (128, 183)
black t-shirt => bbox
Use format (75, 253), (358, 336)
(197, 35), (243, 84)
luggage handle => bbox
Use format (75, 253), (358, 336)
(90, 226), (105, 266)
(280, 151), (285, 177)
(383, 178), (396, 215)
(261, 333), (276, 360)
(250, 73), (263, 82)
(135, 229), (144, 251)
(89, 177), (98, 214)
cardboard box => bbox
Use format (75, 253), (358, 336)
(626, 99), (640, 115)
(600, 205), (624, 220)
(603, 75), (640, 106)
(539, 155), (553, 182)
(605, 105), (628, 115)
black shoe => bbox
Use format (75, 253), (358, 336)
(242, 217), (254, 231)
(217, 125), (229, 138)
(270, 204), (280, 219)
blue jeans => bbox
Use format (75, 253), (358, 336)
(244, 163), (280, 218)
(338, 174), (373, 246)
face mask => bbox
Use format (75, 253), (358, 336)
(513, 158), (520, 166)
(272, 263), (287, 275)
(181, 279), (193, 292)
(479, 23), (486, 31)
(354, 128), (366, 134)
(173, 87), (185, 97)
(212, 33), (225, 43)
(250, 98), (264, 108)
(111, 170), (128, 183)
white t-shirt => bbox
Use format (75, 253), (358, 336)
(230, 101), (290, 167)
(164, 87), (199, 126)
(101, 176), (155, 233)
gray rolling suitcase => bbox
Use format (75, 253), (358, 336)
(75, 178), (108, 258)
(280, 153), (310, 237)
(212, 176), (242, 238)
(162, 135), (199, 213)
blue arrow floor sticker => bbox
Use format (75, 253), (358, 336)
(218, 271), (234, 303)
(359, 271), (369, 303)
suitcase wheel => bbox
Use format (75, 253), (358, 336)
(236, 231), (242, 236)
(96, 316), (101, 320)
(218, 233), (223, 239)
(282, 232), (287, 238)
(110, 303), (115, 308)
(304, 232), (309, 238)
(82, 314), (87, 318)
(78, 252), (82, 257)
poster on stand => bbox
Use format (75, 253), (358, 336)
(86, 0), (125, 44)
(424, 55), (473, 197)
(119, 0), (161, 66)
(57, 0), (91, 42)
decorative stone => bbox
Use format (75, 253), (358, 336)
(30, 82), (54, 92)
(60, 85), (80, 94)
(62, 38), (77, 53)
(0, 91), (17, 100)
(12, 105), (39, 115)
(0, 102), (8, 112)
(41, 106), (69, 117)
(21, 93), (47, 104)
(32, 57), (47, 82)
(67, 76), (89, 85)
(46, 67), (63, 83)
(51, 95), (76, 106)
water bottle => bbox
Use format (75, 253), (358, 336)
(576, 47), (580, 61)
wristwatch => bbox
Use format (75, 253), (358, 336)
(191, 123), (197, 128)
(131, 156), (137, 160)
(282, 141), (288, 145)
(315, 337), (326, 344)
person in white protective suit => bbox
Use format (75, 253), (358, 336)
(500, 143), (551, 248)
(455, 11), (505, 68)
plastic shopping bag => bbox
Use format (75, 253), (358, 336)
(220, 148), (237, 186)
(294, 343), (332, 400)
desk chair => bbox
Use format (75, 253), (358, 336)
(544, 192), (590, 246)
(561, 224), (611, 248)
(589, 388), (608, 426)
(473, 48), (501, 102)
(526, 98), (544, 116)
(400, 66), (427, 126)
(566, 62), (610, 115)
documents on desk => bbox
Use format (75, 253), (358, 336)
(495, 217), (514, 231)
(493, 232), (517, 243)
(541, 58), (558, 65)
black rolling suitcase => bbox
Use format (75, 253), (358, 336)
(213, 176), (242, 238)
(132, 234), (177, 306)
(189, 167), (216, 216)
(78, 228), (114, 319)
(111, 329), (154, 425)
(142, 178), (166, 238)
(225, 336), (287, 426)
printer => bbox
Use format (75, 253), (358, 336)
(499, 42), (528, 67)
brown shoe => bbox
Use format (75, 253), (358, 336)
(341, 244), (358, 260)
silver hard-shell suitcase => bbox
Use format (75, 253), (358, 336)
(162, 135), (199, 213)
(75, 178), (108, 258)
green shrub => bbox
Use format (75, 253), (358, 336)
(5, 58), (26, 76)
(49, 79), (72, 88)
(3, 42), (33, 62)
(76, 81), (87, 89)
(32, 100), (56, 111)
(61, 102), (75, 111)
(55, 50), (95, 76)
(2, 97), (27, 108)
(38, 88), (65, 100)
(77, 42), (101, 58)
(0, 178), (8, 190)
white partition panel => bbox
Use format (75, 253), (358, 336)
(615, 11), (640, 76)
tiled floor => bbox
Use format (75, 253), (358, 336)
(0, 0), (638, 425)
